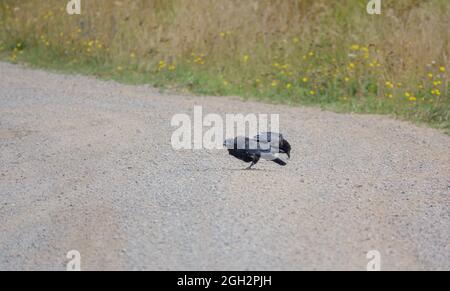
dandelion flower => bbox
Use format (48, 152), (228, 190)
(439, 66), (446, 72)
(385, 81), (394, 89)
(158, 60), (166, 70)
(431, 89), (440, 96)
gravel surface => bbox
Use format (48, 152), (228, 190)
(0, 62), (449, 271)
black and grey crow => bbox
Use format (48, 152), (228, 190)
(223, 133), (291, 170)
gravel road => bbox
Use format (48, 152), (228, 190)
(0, 62), (449, 271)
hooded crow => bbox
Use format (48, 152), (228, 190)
(254, 132), (291, 159)
(223, 136), (288, 170)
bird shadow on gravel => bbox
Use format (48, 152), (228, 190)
(193, 167), (277, 173)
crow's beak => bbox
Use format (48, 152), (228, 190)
(287, 152), (291, 159)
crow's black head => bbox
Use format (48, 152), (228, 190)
(280, 140), (291, 159)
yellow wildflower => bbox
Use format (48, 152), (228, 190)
(385, 81), (394, 89)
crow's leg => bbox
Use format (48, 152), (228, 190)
(245, 162), (256, 170)
(245, 156), (260, 170)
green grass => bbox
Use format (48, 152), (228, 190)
(3, 45), (448, 135)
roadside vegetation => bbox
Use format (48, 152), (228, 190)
(1, 0), (449, 132)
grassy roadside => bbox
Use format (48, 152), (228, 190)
(1, 0), (449, 133)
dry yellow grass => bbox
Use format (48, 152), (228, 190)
(1, 0), (449, 130)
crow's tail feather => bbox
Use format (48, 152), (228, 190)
(272, 158), (287, 166)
